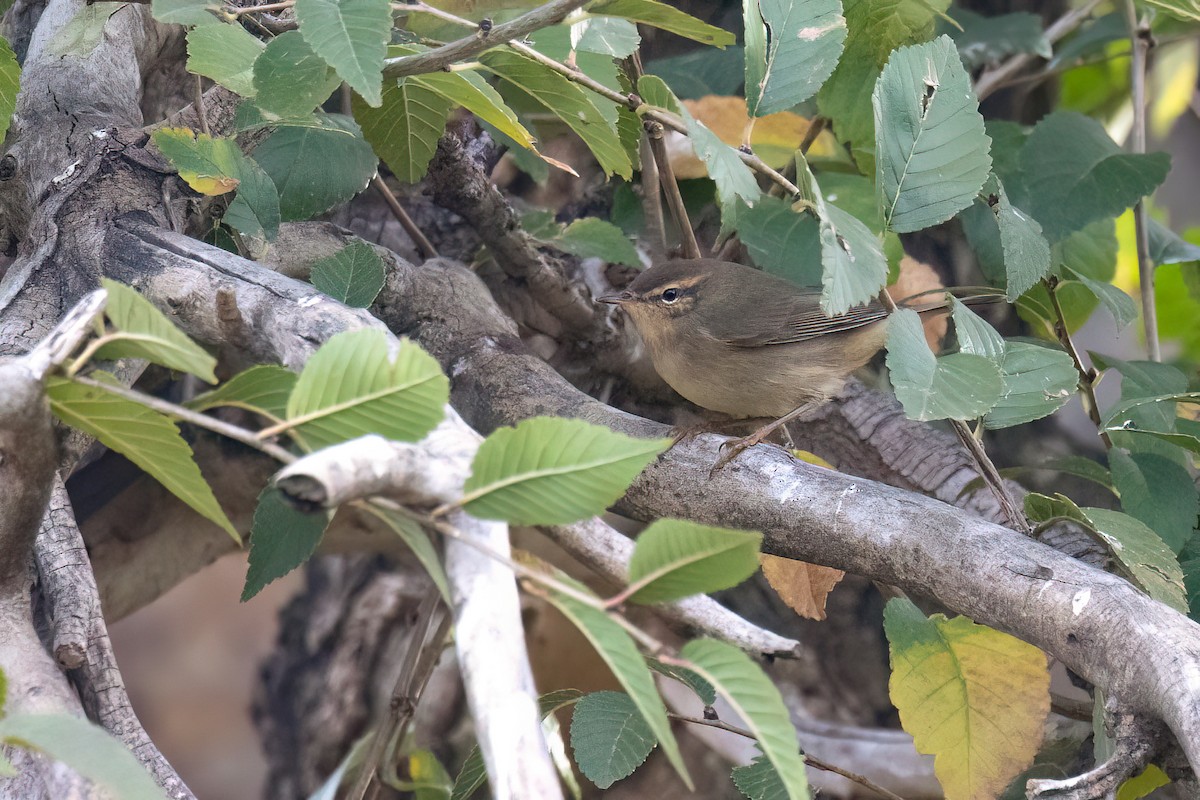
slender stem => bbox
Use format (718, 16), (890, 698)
(1046, 277), (1113, 449)
(1122, 0), (1159, 361)
(951, 420), (1030, 533)
(668, 714), (907, 800)
(70, 375), (297, 464)
(975, 0), (1105, 101)
(798, 115), (827, 156)
(645, 121), (700, 259)
(65, 332), (121, 377)
(372, 174), (439, 260)
(194, 76), (210, 137)
(228, 0), (294, 15)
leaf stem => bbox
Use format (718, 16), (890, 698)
(667, 713), (907, 800)
(1045, 276), (1112, 449)
(1122, 0), (1159, 362)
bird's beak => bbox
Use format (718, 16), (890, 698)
(597, 290), (634, 305)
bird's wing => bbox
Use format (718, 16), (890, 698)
(707, 290), (891, 347)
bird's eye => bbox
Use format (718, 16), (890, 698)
(661, 288), (679, 304)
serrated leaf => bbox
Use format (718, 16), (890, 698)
(1026, 496), (1188, 612)
(950, 295), (1004, 362)
(948, 9), (1051, 70)
(588, 0), (735, 46)
(574, 18), (640, 57)
(552, 218), (640, 267)
(645, 658), (716, 705)
(735, 195), (822, 286)
(151, 126), (241, 196)
(1063, 266), (1137, 329)
(970, 174), (1051, 301)
(95, 278), (218, 382)
(460, 417), (668, 525)
(253, 30), (341, 120)
(414, 69), (536, 151)
(0, 714), (166, 800)
(295, 0), (391, 106)
(645, 46), (745, 100)
(310, 241), (387, 307)
(0, 38), (20, 142)
(186, 22), (263, 97)
(745, 0), (846, 117)
(151, 0), (221, 26)
(819, 202), (889, 315)
(874, 35), (992, 233)
(354, 77), (451, 184)
(186, 364), (297, 420)
(242, 487), (331, 601)
(253, 114), (378, 220)
(1016, 112), (1171, 242)
(885, 597), (1049, 800)
(1110, 449), (1198, 553)
(731, 755), (788, 800)
(481, 48), (630, 179)
(886, 308), (1003, 421)
(679, 103), (760, 207)
(538, 575), (691, 789)
(570, 691), (657, 788)
(625, 519), (761, 604)
(983, 342), (1077, 430)
(681, 639), (810, 800)
(47, 376), (237, 540)
(1016, 218), (1117, 336)
(223, 154), (281, 240)
(281, 329), (447, 451)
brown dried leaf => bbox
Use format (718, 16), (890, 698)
(888, 255), (948, 349)
(760, 555), (845, 621)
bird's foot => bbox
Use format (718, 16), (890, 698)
(709, 429), (775, 475)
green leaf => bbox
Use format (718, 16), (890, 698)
(732, 755), (789, 800)
(1107, 428), (1200, 458)
(295, 0), (391, 106)
(1026, 496), (1188, 612)
(1141, 0), (1200, 23)
(242, 487), (332, 601)
(588, 0), (735, 46)
(151, 126), (242, 196)
(819, 202), (889, 315)
(635, 73), (681, 113)
(253, 114), (379, 220)
(645, 46), (745, 100)
(574, 18), (641, 57)
(1148, 217), (1200, 266)
(0, 37), (20, 142)
(884, 598), (1049, 800)
(252, 30), (341, 120)
(361, 503), (449, 600)
(47, 376), (238, 541)
(186, 364), (297, 420)
(948, 9), (1050, 70)
(977, 175), (1051, 300)
(48, 2), (124, 56)
(539, 577), (691, 789)
(1063, 266), (1137, 329)
(874, 35), (992, 233)
(983, 342), (1078, 430)
(1016, 218), (1117, 336)
(481, 48), (630, 179)
(354, 77), (451, 184)
(950, 295), (1005, 363)
(645, 658), (716, 705)
(95, 279), (218, 383)
(223, 154), (281, 240)
(310, 241), (387, 308)
(460, 417), (668, 525)
(1110, 449), (1198, 553)
(885, 308), (1003, 421)
(681, 639), (810, 800)
(186, 22), (264, 98)
(0, 714), (167, 800)
(744, 0), (846, 116)
(734, 196), (822, 287)
(678, 103), (760, 208)
(283, 329), (448, 451)
(1016, 112), (1171, 242)
(625, 519), (762, 604)
(570, 691), (657, 788)
(552, 218), (640, 267)
(1034, 455), (1114, 491)
(151, 0), (220, 27)
(414, 69), (536, 151)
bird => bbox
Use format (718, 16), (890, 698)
(598, 258), (991, 467)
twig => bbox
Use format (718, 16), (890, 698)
(194, 76), (210, 137)
(951, 420), (1030, 533)
(975, 0), (1106, 102)
(372, 175), (438, 260)
(645, 120), (700, 259)
(639, 135), (667, 255)
(1045, 276), (1112, 448)
(347, 593), (451, 800)
(1122, 0), (1159, 362)
(798, 116), (827, 156)
(228, 0), (294, 15)
(70, 375), (296, 464)
(668, 713), (907, 800)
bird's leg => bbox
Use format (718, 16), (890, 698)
(710, 403), (816, 473)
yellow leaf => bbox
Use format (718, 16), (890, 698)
(1117, 764), (1170, 800)
(667, 96), (837, 179)
(760, 555), (844, 621)
(179, 172), (239, 195)
(885, 599), (1050, 800)
(791, 449), (835, 469)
